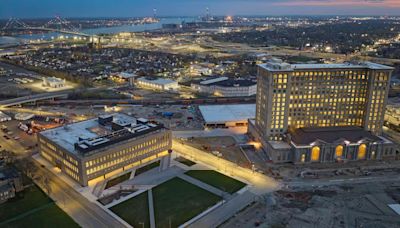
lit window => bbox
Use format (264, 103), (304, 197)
(358, 144), (367, 159)
(311, 146), (320, 161)
(335, 145), (343, 157)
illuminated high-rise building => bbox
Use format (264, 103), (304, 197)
(248, 59), (396, 163)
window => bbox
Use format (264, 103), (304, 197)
(335, 145), (343, 157)
(301, 154), (306, 163)
(358, 144), (367, 159)
(311, 146), (320, 161)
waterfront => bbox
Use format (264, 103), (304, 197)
(0, 17), (197, 45)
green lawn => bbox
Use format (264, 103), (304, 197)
(185, 170), (246, 194)
(0, 185), (79, 227)
(105, 172), (131, 189)
(2, 203), (79, 228)
(153, 177), (222, 227)
(135, 160), (160, 176)
(110, 191), (150, 228)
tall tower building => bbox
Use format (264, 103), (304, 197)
(249, 59), (396, 163)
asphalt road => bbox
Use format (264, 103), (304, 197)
(33, 159), (127, 228)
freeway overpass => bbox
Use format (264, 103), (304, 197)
(0, 92), (69, 108)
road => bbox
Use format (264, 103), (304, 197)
(286, 174), (400, 188)
(33, 159), (127, 228)
(0, 125), (126, 227)
(172, 139), (280, 195)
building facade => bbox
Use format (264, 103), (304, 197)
(249, 60), (396, 163)
(191, 77), (257, 97)
(38, 114), (172, 186)
(136, 77), (179, 91)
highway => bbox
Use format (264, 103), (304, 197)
(0, 91), (69, 108)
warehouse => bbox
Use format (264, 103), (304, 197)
(199, 104), (256, 128)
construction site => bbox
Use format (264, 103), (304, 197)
(221, 180), (400, 228)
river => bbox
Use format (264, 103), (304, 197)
(0, 17), (197, 45)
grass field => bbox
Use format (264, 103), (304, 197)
(185, 170), (246, 194)
(0, 185), (78, 227)
(110, 191), (150, 228)
(153, 177), (222, 227)
(105, 172), (131, 189)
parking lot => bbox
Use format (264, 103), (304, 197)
(0, 62), (76, 100)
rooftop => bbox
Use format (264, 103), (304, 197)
(259, 61), (394, 72)
(289, 126), (384, 146)
(199, 104), (256, 124)
(40, 113), (162, 156)
(192, 77), (257, 87)
(137, 77), (176, 85)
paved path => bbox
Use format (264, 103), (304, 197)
(190, 191), (257, 228)
(148, 189), (156, 228)
(178, 174), (232, 200)
(172, 140), (280, 195)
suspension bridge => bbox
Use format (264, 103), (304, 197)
(1, 16), (94, 37)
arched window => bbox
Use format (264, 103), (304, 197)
(311, 146), (320, 161)
(335, 145), (343, 157)
(358, 144), (367, 159)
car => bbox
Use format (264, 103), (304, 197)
(13, 136), (20, 140)
(3, 135), (10, 140)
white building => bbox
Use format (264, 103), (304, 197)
(191, 77), (257, 97)
(0, 112), (11, 122)
(136, 77), (179, 91)
(199, 104), (256, 127)
(115, 72), (137, 86)
(42, 77), (65, 88)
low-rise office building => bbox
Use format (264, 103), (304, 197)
(38, 113), (172, 186)
(136, 77), (179, 91)
(191, 77), (257, 97)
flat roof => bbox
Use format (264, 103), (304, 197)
(193, 77), (256, 87)
(40, 113), (137, 154)
(290, 126), (383, 146)
(259, 61), (394, 72)
(199, 104), (255, 124)
(137, 77), (176, 85)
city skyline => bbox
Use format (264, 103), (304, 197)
(1, 0), (400, 19)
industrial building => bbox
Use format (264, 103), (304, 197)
(385, 104), (400, 127)
(136, 77), (179, 91)
(42, 77), (65, 88)
(191, 77), (257, 97)
(38, 113), (172, 186)
(0, 111), (11, 122)
(249, 60), (396, 163)
(199, 104), (255, 127)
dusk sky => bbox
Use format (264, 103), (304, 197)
(1, 0), (400, 19)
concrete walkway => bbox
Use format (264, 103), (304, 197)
(190, 191), (257, 228)
(177, 174), (232, 200)
(148, 189), (156, 228)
